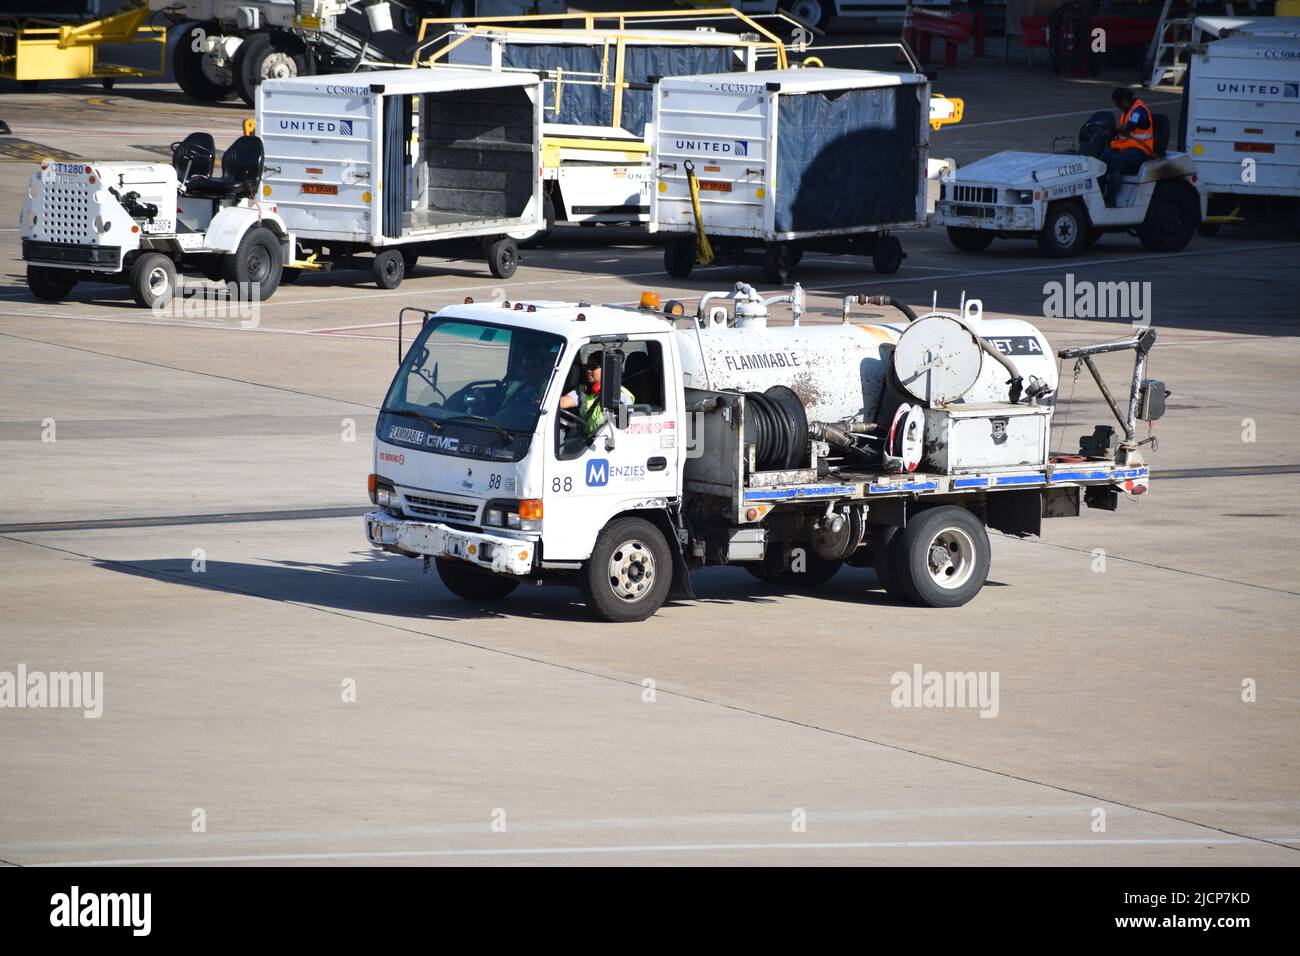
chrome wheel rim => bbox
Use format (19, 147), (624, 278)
(1054, 215), (1078, 247)
(926, 528), (976, 590)
(607, 539), (656, 602)
(147, 266), (169, 298)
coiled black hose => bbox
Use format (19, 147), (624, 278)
(743, 386), (808, 471)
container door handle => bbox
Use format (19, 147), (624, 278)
(647, 456), (667, 471)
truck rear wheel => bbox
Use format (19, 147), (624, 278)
(761, 242), (795, 284)
(27, 265), (76, 302)
(895, 506), (991, 608)
(581, 517), (672, 623)
(946, 226), (995, 253)
(233, 32), (305, 107)
(373, 249), (405, 289)
(869, 525), (915, 603)
(486, 238), (518, 279)
(223, 226), (283, 300)
(746, 548), (842, 587)
(173, 22), (234, 102)
(435, 559), (519, 602)
(664, 237), (695, 278)
(1138, 183), (1198, 252)
(872, 235), (904, 274)
(1037, 201), (1088, 257)
(129, 253), (176, 310)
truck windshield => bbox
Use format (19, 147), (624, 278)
(380, 317), (564, 463)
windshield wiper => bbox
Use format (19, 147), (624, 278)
(445, 414), (516, 443)
(384, 407), (444, 433)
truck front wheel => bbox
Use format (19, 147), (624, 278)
(27, 265), (76, 302)
(435, 559), (519, 602)
(946, 226), (994, 253)
(129, 253), (177, 310)
(871, 234), (904, 274)
(895, 506), (991, 608)
(173, 22), (234, 102)
(581, 517), (673, 622)
(1037, 201), (1088, 257)
(486, 237), (518, 279)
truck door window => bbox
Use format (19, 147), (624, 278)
(555, 340), (665, 460)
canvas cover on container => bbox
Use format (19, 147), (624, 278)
(773, 84), (923, 233)
(498, 42), (738, 135)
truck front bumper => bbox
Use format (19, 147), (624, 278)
(934, 201), (1037, 232)
(364, 511), (536, 576)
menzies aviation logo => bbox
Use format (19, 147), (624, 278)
(585, 459), (609, 487)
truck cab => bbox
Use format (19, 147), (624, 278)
(366, 300), (687, 620)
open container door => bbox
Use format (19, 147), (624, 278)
(382, 94), (409, 240)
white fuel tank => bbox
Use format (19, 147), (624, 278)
(674, 314), (1058, 422)
(676, 322), (904, 423)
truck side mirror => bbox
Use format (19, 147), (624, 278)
(600, 348), (625, 417)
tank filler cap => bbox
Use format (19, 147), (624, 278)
(892, 314), (984, 406)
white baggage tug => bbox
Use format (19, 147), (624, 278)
(365, 285), (1166, 622)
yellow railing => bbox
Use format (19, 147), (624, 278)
(0, 0), (165, 85)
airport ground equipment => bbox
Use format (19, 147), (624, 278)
(364, 283), (1163, 622)
(152, 0), (432, 105)
(1180, 32), (1300, 239)
(21, 124), (294, 308)
(649, 67), (932, 282)
(416, 10), (963, 245)
(934, 107), (1203, 257)
(0, 0), (166, 91)
(19, 68), (542, 305)
(256, 67), (543, 288)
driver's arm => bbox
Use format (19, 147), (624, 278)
(559, 389), (579, 410)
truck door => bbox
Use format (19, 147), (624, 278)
(542, 334), (681, 562)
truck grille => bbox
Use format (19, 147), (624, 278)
(952, 185), (997, 205)
(404, 493), (478, 524)
(22, 239), (120, 267)
(38, 178), (95, 243)
(953, 205), (995, 219)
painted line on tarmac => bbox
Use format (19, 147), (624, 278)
(28, 834), (1300, 866)
(3, 465), (1292, 535)
(804, 240), (1300, 296)
(0, 506), (369, 535)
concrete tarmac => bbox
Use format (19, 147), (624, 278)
(0, 42), (1296, 865)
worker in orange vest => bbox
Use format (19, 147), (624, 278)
(1100, 88), (1155, 207)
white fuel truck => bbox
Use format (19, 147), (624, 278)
(364, 283), (1164, 622)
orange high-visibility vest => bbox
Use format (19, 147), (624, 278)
(1111, 99), (1155, 156)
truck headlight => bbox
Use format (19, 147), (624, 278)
(485, 508), (504, 526)
(485, 498), (542, 532)
(1008, 189), (1034, 204)
(368, 473), (398, 511)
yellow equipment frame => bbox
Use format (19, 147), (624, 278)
(0, 0), (165, 87)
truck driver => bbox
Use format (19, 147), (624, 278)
(1100, 88), (1155, 207)
(559, 350), (634, 437)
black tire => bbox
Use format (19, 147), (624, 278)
(780, 0), (831, 31)
(946, 226), (995, 253)
(872, 234), (904, 273)
(869, 525), (915, 604)
(580, 517), (673, 623)
(22, 80), (39, 92)
(1037, 201), (1089, 257)
(486, 237), (518, 279)
(761, 242), (795, 285)
(400, 248), (420, 272)
(664, 236), (695, 278)
(435, 558), (519, 602)
(894, 507), (991, 609)
(101, 79), (115, 91)
(1138, 183), (1198, 252)
(1197, 221), (1221, 237)
(223, 226), (283, 300)
(233, 32), (305, 107)
(173, 22), (234, 102)
(26, 265), (76, 302)
(129, 253), (177, 310)
(517, 192), (555, 249)
(373, 249), (405, 289)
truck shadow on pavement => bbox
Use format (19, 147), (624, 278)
(91, 551), (955, 625)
